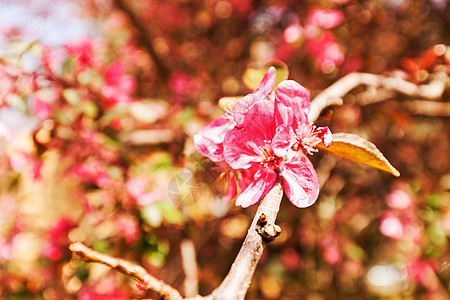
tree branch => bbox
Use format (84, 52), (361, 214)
(211, 181), (283, 299)
(69, 181), (284, 299)
(309, 70), (449, 121)
(181, 239), (199, 297)
(69, 242), (183, 300)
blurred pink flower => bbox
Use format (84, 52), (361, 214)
(30, 96), (51, 120)
(64, 38), (97, 70)
(386, 189), (412, 209)
(307, 8), (344, 29)
(407, 258), (440, 290)
(305, 31), (345, 73)
(126, 177), (162, 206)
(72, 160), (110, 188)
(379, 212), (404, 239)
(101, 62), (136, 106)
(115, 215), (140, 246)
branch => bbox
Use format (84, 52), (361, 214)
(211, 181), (283, 299)
(309, 70), (449, 121)
(69, 182), (283, 300)
(403, 100), (450, 117)
(181, 239), (199, 297)
(69, 242), (183, 300)
(113, 0), (170, 80)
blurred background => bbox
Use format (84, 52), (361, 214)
(0, 0), (449, 299)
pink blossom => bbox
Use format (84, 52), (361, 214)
(30, 96), (51, 120)
(126, 177), (162, 206)
(221, 71), (330, 208)
(195, 67), (330, 208)
(305, 31), (345, 73)
(64, 38), (96, 70)
(193, 67), (276, 201)
(115, 215), (140, 246)
(386, 189), (412, 209)
(307, 8), (344, 29)
(379, 212), (404, 239)
(101, 62), (136, 106)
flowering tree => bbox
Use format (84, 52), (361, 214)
(1, 0), (450, 299)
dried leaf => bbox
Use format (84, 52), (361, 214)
(317, 133), (400, 177)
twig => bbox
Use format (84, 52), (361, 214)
(309, 71), (449, 121)
(211, 181), (283, 300)
(404, 100), (450, 117)
(181, 239), (199, 297)
(113, 0), (170, 80)
(69, 242), (183, 300)
(69, 183), (283, 300)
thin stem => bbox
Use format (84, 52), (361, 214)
(211, 181), (283, 299)
(69, 242), (183, 300)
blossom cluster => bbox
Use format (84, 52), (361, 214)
(194, 67), (331, 208)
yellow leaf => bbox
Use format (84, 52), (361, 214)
(218, 96), (243, 111)
(242, 60), (289, 91)
(317, 133), (400, 177)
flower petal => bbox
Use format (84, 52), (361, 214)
(280, 154), (319, 208)
(254, 66), (276, 97)
(242, 99), (275, 140)
(198, 114), (235, 144)
(235, 168), (277, 208)
(316, 126), (332, 147)
(223, 129), (264, 169)
(275, 80), (310, 126)
(272, 124), (295, 158)
(193, 134), (224, 162)
(233, 67), (276, 127)
(233, 93), (257, 127)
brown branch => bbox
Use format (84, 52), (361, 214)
(404, 100), (450, 117)
(113, 0), (170, 80)
(69, 182), (283, 300)
(211, 181), (283, 299)
(309, 71), (449, 121)
(69, 242), (183, 300)
(181, 239), (199, 297)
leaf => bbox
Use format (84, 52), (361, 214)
(218, 96), (243, 111)
(243, 60), (289, 91)
(317, 133), (400, 177)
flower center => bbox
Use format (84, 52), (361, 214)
(293, 123), (323, 155)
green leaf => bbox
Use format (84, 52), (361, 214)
(317, 133), (400, 177)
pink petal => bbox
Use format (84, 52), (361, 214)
(316, 126), (332, 147)
(223, 129), (262, 169)
(242, 99), (275, 139)
(272, 124), (295, 157)
(275, 80), (310, 126)
(280, 154), (319, 208)
(235, 168), (277, 208)
(193, 134), (224, 163)
(233, 67), (276, 127)
(254, 66), (276, 97)
(274, 103), (294, 128)
(224, 100), (275, 169)
(233, 93), (257, 127)
(198, 114), (235, 144)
